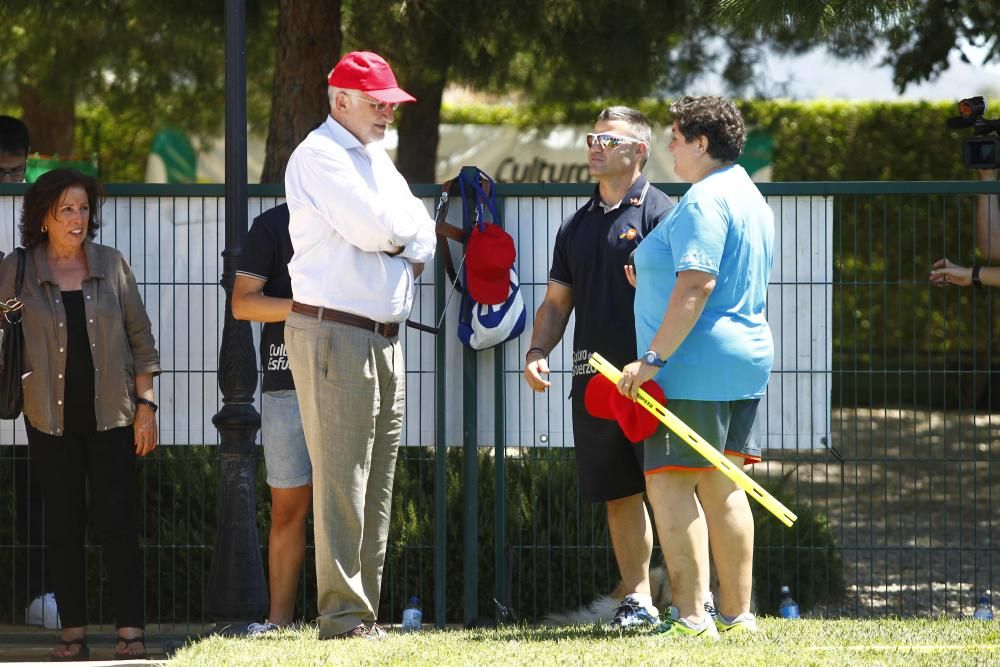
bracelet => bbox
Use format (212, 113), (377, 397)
(973, 265), (984, 291)
(525, 347), (546, 360)
(136, 397), (158, 413)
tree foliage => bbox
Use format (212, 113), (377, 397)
(0, 0), (272, 179)
(717, 0), (999, 92)
(345, 0), (743, 181)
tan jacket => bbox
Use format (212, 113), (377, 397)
(0, 242), (160, 435)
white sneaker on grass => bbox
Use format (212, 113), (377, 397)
(715, 611), (758, 635)
(608, 594), (660, 629)
(653, 615), (721, 641)
(667, 591), (716, 621)
(247, 621), (281, 635)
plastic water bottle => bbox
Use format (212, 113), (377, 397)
(401, 596), (422, 631)
(778, 585), (800, 619)
(973, 594), (994, 621)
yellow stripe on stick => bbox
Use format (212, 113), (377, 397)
(588, 353), (797, 527)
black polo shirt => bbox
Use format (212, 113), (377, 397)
(550, 176), (675, 397)
(237, 203), (294, 392)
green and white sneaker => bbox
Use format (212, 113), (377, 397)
(714, 611), (758, 635)
(653, 616), (720, 641)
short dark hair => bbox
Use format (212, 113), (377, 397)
(20, 169), (103, 248)
(0, 116), (29, 157)
(597, 106), (652, 169)
(669, 96), (745, 163)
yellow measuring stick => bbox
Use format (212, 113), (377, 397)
(588, 353), (797, 527)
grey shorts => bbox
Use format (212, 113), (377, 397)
(260, 389), (312, 488)
(644, 398), (762, 474)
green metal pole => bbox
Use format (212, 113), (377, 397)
(434, 221), (447, 629)
(463, 345), (479, 625)
(494, 347), (507, 619)
(494, 190), (509, 620)
(460, 166), (480, 626)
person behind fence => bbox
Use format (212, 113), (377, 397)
(0, 115), (29, 184)
(0, 114), (60, 628)
(283, 51), (436, 640)
(929, 168), (1000, 287)
(522, 106), (675, 630)
(0, 168), (160, 660)
(616, 96), (774, 640)
(233, 202), (313, 634)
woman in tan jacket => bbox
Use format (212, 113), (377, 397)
(0, 169), (160, 661)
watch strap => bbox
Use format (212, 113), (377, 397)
(136, 397), (158, 413)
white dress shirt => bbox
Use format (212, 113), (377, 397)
(284, 116), (437, 322)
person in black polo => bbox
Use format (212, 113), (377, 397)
(233, 203), (312, 633)
(523, 106), (674, 630)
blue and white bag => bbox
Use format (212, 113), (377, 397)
(437, 168), (526, 351)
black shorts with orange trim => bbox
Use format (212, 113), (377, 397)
(644, 398), (762, 475)
(571, 391), (646, 502)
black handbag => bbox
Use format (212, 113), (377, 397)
(0, 248), (27, 419)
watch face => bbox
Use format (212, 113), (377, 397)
(645, 351), (661, 366)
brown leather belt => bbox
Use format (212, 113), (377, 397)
(291, 302), (399, 338)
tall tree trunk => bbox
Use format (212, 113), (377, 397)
(395, 74), (446, 184)
(260, 0), (341, 184)
(17, 83), (76, 156)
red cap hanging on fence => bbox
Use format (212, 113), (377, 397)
(466, 223), (516, 305)
(327, 51), (416, 104)
(584, 373), (666, 443)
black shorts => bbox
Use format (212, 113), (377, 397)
(571, 391), (646, 503)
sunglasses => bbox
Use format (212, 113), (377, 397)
(0, 166), (26, 179)
(586, 133), (644, 150)
(344, 92), (400, 113)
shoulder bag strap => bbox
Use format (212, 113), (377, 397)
(14, 248), (25, 298)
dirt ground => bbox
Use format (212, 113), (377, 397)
(766, 407), (1000, 617)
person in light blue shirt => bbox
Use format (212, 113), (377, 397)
(617, 96), (774, 640)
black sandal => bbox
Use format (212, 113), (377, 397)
(114, 635), (147, 660)
(49, 637), (89, 662)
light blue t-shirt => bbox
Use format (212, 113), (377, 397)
(633, 164), (774, 400)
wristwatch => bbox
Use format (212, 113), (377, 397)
(643, 350), (666, 368)
(136, 397), (158, 413)
(972, 265), (984, 291)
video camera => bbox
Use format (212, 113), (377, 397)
(947, 97), (1000, 169)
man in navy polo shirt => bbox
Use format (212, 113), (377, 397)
(523, 107), (675, 629)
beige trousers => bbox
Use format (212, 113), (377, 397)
(284, 311), (403, 637)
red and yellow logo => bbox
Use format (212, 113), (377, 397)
(619, 227), (638, 241)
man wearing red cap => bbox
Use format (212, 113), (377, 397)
(523, 107), (675, 630)
(282, 51), (436, 640)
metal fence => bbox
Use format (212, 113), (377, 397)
(0, 180), (998, 629)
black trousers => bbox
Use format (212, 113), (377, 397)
(26, 422), (143, 629)
(14, 454), (49, 604)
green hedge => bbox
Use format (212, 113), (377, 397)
(0, 444), (844, 625)
(5, 98), (976, 183)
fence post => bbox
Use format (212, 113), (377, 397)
(459, 166), (480, 626)
(434, 201), (448, 629)
(205, 0), (268, 628)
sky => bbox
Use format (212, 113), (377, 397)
(689, 44), (1000, 104)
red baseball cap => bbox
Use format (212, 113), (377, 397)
(466, 223), (516, 305)
(584, 373), (667, 443)
(327, 51), (416, 104)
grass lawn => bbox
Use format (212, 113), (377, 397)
(170, 618), (1000, 666)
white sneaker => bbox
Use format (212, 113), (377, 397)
(715, 611), (758, 635)
(247, 621), (281, 635)
(668, 591), (716, 621)
(25, 593), (61, 630)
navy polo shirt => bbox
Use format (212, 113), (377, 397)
(549, 176), (675, 395)
(237, 203), (295, 392)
